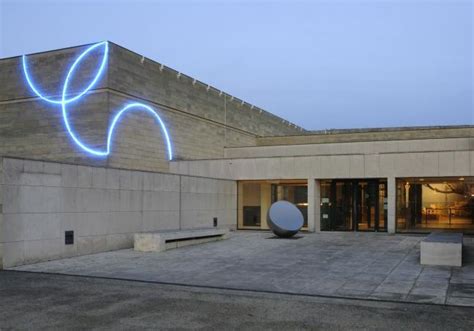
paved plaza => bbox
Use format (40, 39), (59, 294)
(2, 271), (474, 330)
(11, 232), (474, 306)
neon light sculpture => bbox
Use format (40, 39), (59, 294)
(22, 41), (173, 160)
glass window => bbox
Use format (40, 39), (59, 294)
(238, 180), (308, 230)
(320, 179), (387, 232)
(320, 181), (333, 230)
(271, 183), (308, 227)
(396, 177), (474, 233)
(241, 183), (261, 227)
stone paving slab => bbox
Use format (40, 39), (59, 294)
(10, 231), (474, 306)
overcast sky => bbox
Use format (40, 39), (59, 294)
(1, 0), (472, 130)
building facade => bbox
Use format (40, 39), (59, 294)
(0, 41), (472, 268)
(171, 126), (474, 234)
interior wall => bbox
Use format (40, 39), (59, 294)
(422, 184), (466, 207)
(0, 158), (236, 268)
(242, 183), (261, 206)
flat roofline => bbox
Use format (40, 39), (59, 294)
(0, 40), (102, 60)
(260, 124), (474, 138)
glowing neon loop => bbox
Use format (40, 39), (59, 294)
(21, 41), (173, 160)
(22, 42), (109, 105)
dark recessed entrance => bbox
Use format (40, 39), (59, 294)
(321, 179), (387, 232)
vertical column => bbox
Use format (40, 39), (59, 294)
(178, 175), (182, 230)
(260, 183), (271, 230)
(307, 178), (320, 232)
(0, 157), (3, 269)
(387, 177), (396, 234)
(237, 182), (244, 229)
(315, 180), (321, 232)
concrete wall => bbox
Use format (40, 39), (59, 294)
(256, 126), (474, 146)
(0, 158), (236, 268)
(171, 137), (474, 180)
(170, 137), (474, 234)
(0, 42), (303, 173)
(226, 136), (474, 159)
(108, 43), (304, 137)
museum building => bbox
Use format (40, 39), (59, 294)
(0, 41), (473, 268)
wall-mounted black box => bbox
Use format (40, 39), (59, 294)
(65, 231), (74, 245)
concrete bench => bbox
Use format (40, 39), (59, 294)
(420, 232), (463, 267)
(134, 228), (230, 252)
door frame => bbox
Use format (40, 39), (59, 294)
(323, 178), (387, 232)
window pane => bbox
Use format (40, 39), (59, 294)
(242, 183), (261, 227)
(397, 177), (474, 232)
(238, 180), (308, 230)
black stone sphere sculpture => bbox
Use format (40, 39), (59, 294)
(267, 200), (304, 238)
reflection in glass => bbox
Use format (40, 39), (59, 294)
(271, 183), (308, 227)
(320, 179), (387, 232)
(238, 180), (308, 230)
(396, 177), (474, 232)
(241, 183), (261, 227)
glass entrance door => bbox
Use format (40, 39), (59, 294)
(331, 180), (354, 231)
(321, 179), (387, 232)
(356, 180), (387, 231)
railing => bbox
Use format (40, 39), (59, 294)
(424, 207), (474, 224)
